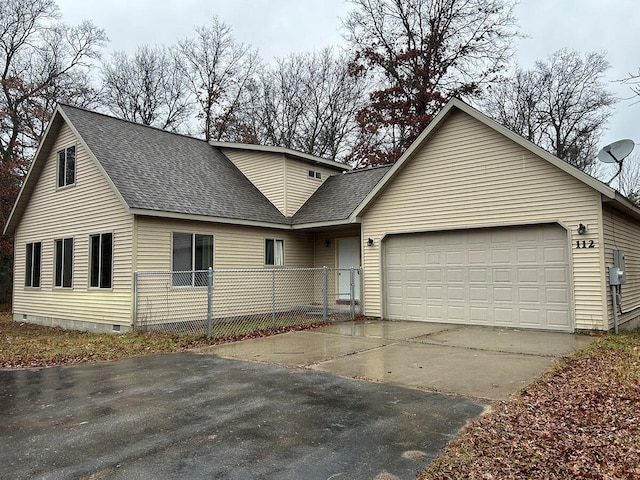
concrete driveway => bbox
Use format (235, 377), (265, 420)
(207, 321), (596, 400)
(0, 321), (595, 480)
(0, 351), (484, 480)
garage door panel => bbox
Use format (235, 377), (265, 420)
(469, 268), (488, 282)
(494, 287), (513, 302)
(447, 305), (466, 321)
(491, 249), (511, 263)
(425, 268), (443, 282)
(447, 286), (465, 301)
(426, 286), (442, 299)
(519, 287), (540, 303)
(468, 250), (487, 264)
(543, 246), (567, 262)
(545, 267), (568, 283)
(546, 287), (569, 304)
(494, 308), (515, 324)
(470, 307), (488, 322)
(470, 287), (488, 301)
(520, 309), (543, 326)
(405, 268), (422, 282)
(547, 310), (570, 328)
(426, 253), (441, 265)
(517, 248), (538, 263)
(426, 304), (443, 321)
(517, 268), (539, 283)
(405, 252), (424, 266)
(384, 224), (571, 331)
(493, 269), (511, 282)
(446, 250), (465, 264)
(447, 268), (464, 282)
(386, 267), (404, 282)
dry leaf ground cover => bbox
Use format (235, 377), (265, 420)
(418, 329), (640, 480)
(0, 309), (324, 368)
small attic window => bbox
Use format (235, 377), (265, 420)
(57, 146), (76, 188)
(308, 169), (321, 180)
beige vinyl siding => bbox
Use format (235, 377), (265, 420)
(13, 123), (133, 327)
(362, 110), (604, 330)
(135, 217), (315, 323)
(136, 216), (313, 270)
(284, 158), (341, 216)
(222, 147), (341, 217)
(222, 148), (286, 213)
(602, 206), (640, 329)
(312, 227), (361, 269)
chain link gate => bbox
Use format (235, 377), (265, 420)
(134, 267), (363, 338)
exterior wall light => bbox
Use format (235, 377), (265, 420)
(577, 224), (587, 235)
(324, 239), (330, 247)
(367, 238), (374, 247)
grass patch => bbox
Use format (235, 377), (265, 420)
(417, 329), (640, 480)
(0, 311), (326, 368)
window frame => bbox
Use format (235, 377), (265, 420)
(171, 232), (214, 287)
(25, 241), (42, 288)
(89, 232), (113, 289)
(265, 238), (285, 267)
(57, 145), (76, 189)
(54, 237), (74, 288)
(307, 169), (322, 180)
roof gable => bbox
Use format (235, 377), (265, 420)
(352, 98), (619, 218)
(292, 166), (391, 225)
(63, 106), (290, 224)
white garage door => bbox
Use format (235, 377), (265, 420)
(384, 224), (571, 331)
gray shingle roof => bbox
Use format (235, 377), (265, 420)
(60, 105), (288, 224)
(292, 166), (392, 224)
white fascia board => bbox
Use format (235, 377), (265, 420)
(210, 141), (351, 171)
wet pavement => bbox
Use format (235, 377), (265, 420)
(0, 352), (486, 480)
(208, 321), (596, 400)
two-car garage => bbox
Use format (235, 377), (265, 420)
(383, 224), (572, 331)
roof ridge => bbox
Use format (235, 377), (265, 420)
(342, 164), (394, 174)
(57, 103), (208, 145)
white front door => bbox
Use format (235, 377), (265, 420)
(338, 237), (361, 301)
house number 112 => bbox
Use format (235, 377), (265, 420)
(575, 240), (595, 249)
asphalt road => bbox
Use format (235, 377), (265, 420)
(0, 352), (485, 480)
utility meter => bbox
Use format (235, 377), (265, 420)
(610, 267), (625, 286)
(613, 249), (626, 285)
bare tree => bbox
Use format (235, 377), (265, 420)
(101, 45), (191, 131)
(620, 68), (640, 102)
(615, 154), (640, 202)
(0, 0), (106, 300)
(343, 0), (520, 165)
(242, 48), (366, 161)
(0, 0), (106, 165)
(178, 18), (259, 141)
(483, 49), (616, 173)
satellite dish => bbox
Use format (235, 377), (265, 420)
(597, 139), (635, 164)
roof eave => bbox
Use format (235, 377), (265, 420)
(291, 218), (360, 230)
(130, 208), (293, 229)
(3, 107), (65, 236)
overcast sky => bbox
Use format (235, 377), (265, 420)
(56, 0), (639, 152)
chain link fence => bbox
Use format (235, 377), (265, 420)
(134, 267), (363, 338)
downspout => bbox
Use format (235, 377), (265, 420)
(611, 284), (619, 335)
